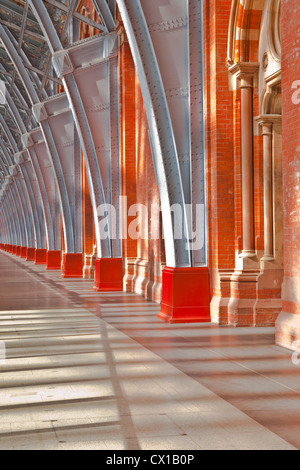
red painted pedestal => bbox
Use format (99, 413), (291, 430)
(35, 249), (47, 265)
(12, 246), (17, 255)
(158, 267), (211, 323)
(26, 248), (35, 261)
(46, 251), (61, 270)
(16, 246), (21, 257)
(93, 258), (123, 291)
(20, 247), (27, 258)
(62, 253), (83, 278)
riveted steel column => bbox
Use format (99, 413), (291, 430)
(0, 24), (75, 254)
(116, 0), (191, 268)
(0, 149), (29, 248)
(29, 1), (118, 259)
(0, 115), (42, 249)
(1, 81), (55, 250)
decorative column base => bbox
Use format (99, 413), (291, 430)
(20, 247), (27, 258)
(158, 267), (211, 324)
(83, 252), (97, 279)
(35, 249), (47, 265)
(26, 248), (36, 261)
(276, 312), (300, 351)
(46, 250), (61, 270)
(275, 276), (300, 350)
(228, 270), (260, 326)
(16, 246), (21, 257)
(93, 258), (123, 291)
(62, 253), (83, 278)
(12, 246), (17, 255)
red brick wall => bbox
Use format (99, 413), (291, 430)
(276, 0), (300, 348)
(204, 0), (235, 324)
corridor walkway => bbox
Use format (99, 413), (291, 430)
(0, 251), (298, 450)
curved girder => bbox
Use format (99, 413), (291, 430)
(0, 205), (10, 245)
(21, 132), (61, 252)
(7, 29), (49, 102)
(2, 179), (23, 247)
(0, 23), (77, 253)
(29, 0), (121, 259)
(0, 77), (58, 251)
(0, 173), (18, 246)
(115, 0), (192, 268)
(92, 0), (115, 32)
(0, 113), (42, 248)
(0, 196), (17, 246)
(0, 139), (31, 247)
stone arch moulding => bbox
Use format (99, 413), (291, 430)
(227, 0), (268, 65)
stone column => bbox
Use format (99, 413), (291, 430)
(240, 73), (255, 257)
(229, 63), (259, 258)
(256, 115), (282, 262)
(262, 121), (274, 260)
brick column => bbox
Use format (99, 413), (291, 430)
(204, 0), (236, 325)
(117, 18), (138, 292)
(275, 0), (300, 350)
(82, 158), (96, 279)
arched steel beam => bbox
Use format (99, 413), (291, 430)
(29, 0), (119, 259)
(0, 205), (10, 244)
(0, 177), (22, 247)
(0, 23), (76, 253)
(115, 0), (192, 268)
(0, 142), (30, 247)
(0, 199), (15, 245)
(0, 114), (42, 248)
(22, 129), (61, 252)
(0, 64), (37, 130)
(0, 178), (17, 246)
(0, 79), (57, 251)
(7, 29), (49, 102)
(92, 0), (115, 32)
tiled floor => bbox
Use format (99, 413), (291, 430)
(0, 251), (299, 450)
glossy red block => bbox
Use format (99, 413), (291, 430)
(26, 248), (35, 261)
(93, 258), (123, 291)
(12, 246), (17, 255)
(158, 267), (211, 323)
(46, 251), (61, 270)
(16, 246), (21, 257)
(62, 253), (83, 278)
(20, 247), (27, 258)
(35, 249), (47, 265)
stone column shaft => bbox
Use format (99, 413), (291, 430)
(240, 74), (255, 257)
